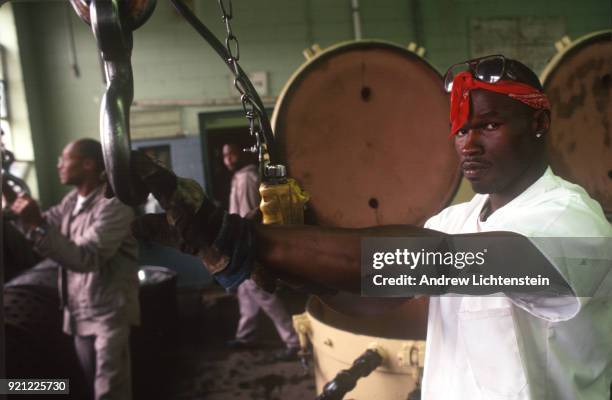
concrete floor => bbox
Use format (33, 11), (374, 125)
(3, 261), (316, 400)
(132, 286), (316, 400)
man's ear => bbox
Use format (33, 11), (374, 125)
(82, 158), (96, 173)
(532, 109), (551, 138)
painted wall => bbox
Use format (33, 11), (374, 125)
(132, 135), (205, 187)
(2, 0), (611, 206)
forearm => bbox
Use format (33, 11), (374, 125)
(254, 224), (446, 293)
(42, 204), (64, 227)
(34, 202), (134, 273)
(34, 225), (103, 272)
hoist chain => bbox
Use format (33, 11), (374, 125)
(218, 0), (267, 173)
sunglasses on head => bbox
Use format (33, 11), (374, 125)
(443, 55), (517, 93)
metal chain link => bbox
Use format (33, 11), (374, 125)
(218, 0), (266, 170)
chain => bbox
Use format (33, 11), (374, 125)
(218, 0), (267, 173)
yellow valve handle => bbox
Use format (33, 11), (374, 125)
(250, 178), (309, 292)
(259, 178), (310, 225)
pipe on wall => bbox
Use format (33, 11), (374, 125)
(132, 96), (277, 108)
(350, 0), (362, 40)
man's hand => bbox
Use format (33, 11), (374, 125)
(11, 193), (45, 228)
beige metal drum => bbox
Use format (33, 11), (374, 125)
(274, 40), (457, 398)
(294, 297), (427, 399)
(540, 30), (612, 218)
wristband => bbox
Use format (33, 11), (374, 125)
(31, 222), (49, 241)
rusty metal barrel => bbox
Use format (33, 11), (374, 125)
(4, 266), (88, 399)
(541, 30), (612, 219)
(272, 40), (460, 399)
(272, 40), (460, 228)
(4, 264), (178, 399)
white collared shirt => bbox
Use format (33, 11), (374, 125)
(422, 168), (612, 399)
(72, 189), (97, 216)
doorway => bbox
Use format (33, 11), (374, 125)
(199, 111), (263, 211)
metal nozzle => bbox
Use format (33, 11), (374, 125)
(265, 164), (287, 179)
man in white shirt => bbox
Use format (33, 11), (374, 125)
(130, 56), (611, 399)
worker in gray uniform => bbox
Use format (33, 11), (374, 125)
(222, 142), (300, 361)
(11, 139), (139, 400)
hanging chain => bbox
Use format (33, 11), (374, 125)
(218, 0), (267, 174)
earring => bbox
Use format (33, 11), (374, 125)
(535, 132), (543, 138)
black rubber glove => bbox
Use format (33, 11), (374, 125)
(129, 150), (255, 290)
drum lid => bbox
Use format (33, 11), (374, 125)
(272, 41), (461, 227)
(541, 30), (612, 217)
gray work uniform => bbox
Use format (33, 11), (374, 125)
(32, 186), (139, 400)
(230, 164), (299, 348)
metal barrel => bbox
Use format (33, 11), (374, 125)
(297, 296), (427, 399)
(4, 278), (88, 399)
(272, 40), (461, 228)
(540, 30), (612, 219)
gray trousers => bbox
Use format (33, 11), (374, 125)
(73, 324), (132, 400)
(235, 279), (299, 348)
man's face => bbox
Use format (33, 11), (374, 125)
(454, 90), (540, 197)
(223, 144), (241, 172)
(57, 142), (87, 185)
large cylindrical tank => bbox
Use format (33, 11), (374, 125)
(272, 40), (460, 399)
(298, 296), (428, 398)
(272, 40), (461, 228)
(540, 30), (612, 219)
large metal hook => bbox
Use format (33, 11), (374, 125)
(69, 0), (156, 31)
(69, 0), (155, 206)
(70, 0), (280, 202)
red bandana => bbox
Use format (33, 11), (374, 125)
(449, 71), (551, 135)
